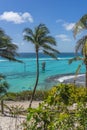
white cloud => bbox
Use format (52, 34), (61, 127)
(0, 11), (33, 24)
(63, 22), (75, 31)
(56, 19), (75, 31)
(56, 34), (71, 42)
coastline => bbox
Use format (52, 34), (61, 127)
(46, 73), (85, 86)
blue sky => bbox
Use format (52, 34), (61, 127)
(0, 0), (87, 52)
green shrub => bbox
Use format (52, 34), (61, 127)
(23, 84), (87, 130)
(48, 84), (87, 105)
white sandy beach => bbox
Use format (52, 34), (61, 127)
(0, 101), (42, 130)
(4, 100), (42, 109)
(57, 74), (85, 83)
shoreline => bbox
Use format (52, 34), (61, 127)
(7, 73), (86, 93)
(46, 73), (85, 86)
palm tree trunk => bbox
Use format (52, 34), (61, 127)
(86, 63), (87, 88)
(1, 100), (4, 114)
(85, 55), (87, 89)
(29, 49), (39, 108)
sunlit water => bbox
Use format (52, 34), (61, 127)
(0, 53), (85, 92)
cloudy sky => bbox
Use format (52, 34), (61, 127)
(0, 0), (87, 52)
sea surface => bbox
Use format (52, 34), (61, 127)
(0, 52), (85, 92)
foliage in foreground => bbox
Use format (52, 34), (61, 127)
(23, 84), (87, 130)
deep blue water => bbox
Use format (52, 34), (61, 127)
(0, 52), (85, 92)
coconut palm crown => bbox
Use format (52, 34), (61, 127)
(73, 14), (87, 37)
(23, 24), (59, 58)
(0, 28), (19, 61)
(70, 14), (87, 88)
(23, 24), (59, 107)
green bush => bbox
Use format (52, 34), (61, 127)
(48, 84), (87, 105)
(23, 84), (87, 130)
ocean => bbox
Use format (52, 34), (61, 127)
(0, 52), (85, 92)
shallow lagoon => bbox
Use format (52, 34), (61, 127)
(0, 53), (85, 92)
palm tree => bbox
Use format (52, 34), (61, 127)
(70, 14), (87, 87)
(0, 28), (21, 114)
(0, 74), (9, 114)
(0, 28), (19, 61)
(23, 24), (59, 107)
(69, 36), (87, 85)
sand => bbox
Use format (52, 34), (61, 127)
(4, 100), (42, 109)
(0, 101), (42, 130)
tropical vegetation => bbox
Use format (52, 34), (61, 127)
(0, 17), (87, 130)
(23, 84), (87, 130)
(0, 28), (21, 114)
(69, 14), (87, 88)
(0, 28), (19, 61)
(23, 24), (59, 107)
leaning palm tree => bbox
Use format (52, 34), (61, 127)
(69, 36), (87, 86)
(23, 24), (59, 107)
(0, 28), (19, 61)
(70, 14), (87, 88)
(0, 28), (21, 113)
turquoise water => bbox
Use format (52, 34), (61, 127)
(0, 53), (85, 92)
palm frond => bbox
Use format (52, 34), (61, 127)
(0, 53), (22, 63)
(75, 64), (82, 75)
(0, 28), (5, 37)
(40, 36), (57, 46)
(0, 28), (20, 62)
(0, 81), (9, 95)
(42, 43), (59, 54)
(35, 24), (49, 43)
(23, 24), (59, 60)
(23, 28), (34, 37)
(68, 56), (83, 64)
(75, 38), (85, 53)
(75, 36), (87, 55)
(24, 35), (34, 43)
(43, 50), (58, 60)
(73, 14), (87, 37)
(35, 24), (49, 35)
(73, 63), (83, 84)
(73, 21), (85, 38)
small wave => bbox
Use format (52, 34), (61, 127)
(23, 57), (73, 61)
(58, 57), (73, 60)
(0, 56), (78, 62)
(29, 58), (55, 61)
(30, 57), (74, 61)
(57, 74), (85, 83)
(0, 59), (7, 62)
